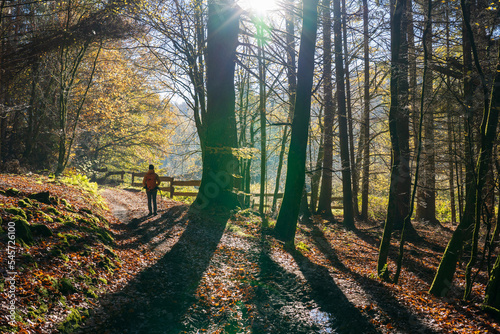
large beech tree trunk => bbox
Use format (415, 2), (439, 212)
(193, 0), (240, 211)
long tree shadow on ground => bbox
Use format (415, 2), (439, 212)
(110, 200), (190, 251)
(248, 229), (378, 334)
(79, 207), (229, 334)
(305, 220), (440, 333)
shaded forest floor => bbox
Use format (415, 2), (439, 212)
(0, 174), (499, 333)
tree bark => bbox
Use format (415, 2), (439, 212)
(333, 0), (355, 229)
(310, 121), (324, 213)
(317, 0), (334, 218)
(484, 253), (500, 310)
(464, 45), (500, 300)
(343, 0), (359, 218)
(415, 6), (437, 224)
(377, 0), (406, 278)
(360, 0), (370, 222)
(272, 0), (297, 214)
(258, 21), (267, 217)
(193, 0), (240, 211)
(274, 0), (319, 243)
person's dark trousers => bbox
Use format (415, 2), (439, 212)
(147, 189), (158, 215)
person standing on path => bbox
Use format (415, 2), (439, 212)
(142, 164), (161, 216)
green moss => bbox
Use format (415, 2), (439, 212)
(98, 256), (116, 273)
(296, 241), (311, 253)
(88, 267), (96, 276)
(40, 211), (54, 223)
(5, 188), (20, 196)
(85, 287), (98, 299)
(27, 302), (48, 321)
(98, 277), (107, 285)
(45, 207), (61, 216)
(58, 278), (76, 295)
(30, 223), (53, 237)
(5, 207), (27, 219)
(80, 246), (92, 257)
(63, 220), (77, 229)
(37, 286), (49, 298)
(57, 308), (86, 333)
(50, 247), (69, 262)
(78, 217), (98, 230)
(80, 207), (93, 215)
(57, 233), (70, 247)
(12, 217), (34, 246)
(57, 233), (80, 248)
(95, 214), (110, 227)
(96, 228), (114, 244)
(53, 216), (64, 223)
(103, 245), (119, 260)
(66, 233), (80, 242)
(21, 253), (34, 263)
(18, 198), (33, 208)
(60, 198), (71, 208)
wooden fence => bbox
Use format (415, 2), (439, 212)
(131, 172), (201, 198)
(122, 171), (343, 209)
(252, 193), (343, 210)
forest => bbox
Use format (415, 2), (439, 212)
(1, 0), (500, 333)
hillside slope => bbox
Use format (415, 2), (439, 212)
(0, 174), (159, 333)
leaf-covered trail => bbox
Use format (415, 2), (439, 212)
(80, 188), (498, 334)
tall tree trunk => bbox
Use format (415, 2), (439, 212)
(237, 67), (253, 208)
(377, 0), (406, 278)
(272, 127), (289, 213)
(342, 0), (359, 218)
(274, 0), (319, 243)
(272, 0), (296, 214)
(258, 21), (267, 217)
(415, 0), (438, 225)
(193, 0), (240, 211)
(317, 0), (334, 218)
(360, 0), (370, 221)
(456, 121), (465, 222)
(407, 0), (418, 153)
(393, 0), (431, 284)
(310, 120), (324, 213)
(415, 5), (439, 224)
(484, 253), (500, 311)
(445, 2), (457, 225)
(342, 0), (359, 217)
(333, 0), (354, 229)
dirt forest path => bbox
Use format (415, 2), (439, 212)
(78, 188), (443, 334)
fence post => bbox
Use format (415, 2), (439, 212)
(169, 177), (174, 198)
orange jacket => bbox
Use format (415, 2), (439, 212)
(142, 170), (161, 191)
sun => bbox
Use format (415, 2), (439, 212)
(238, 0), (278, 15)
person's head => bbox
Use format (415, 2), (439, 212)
(149, 164), (154, 170)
